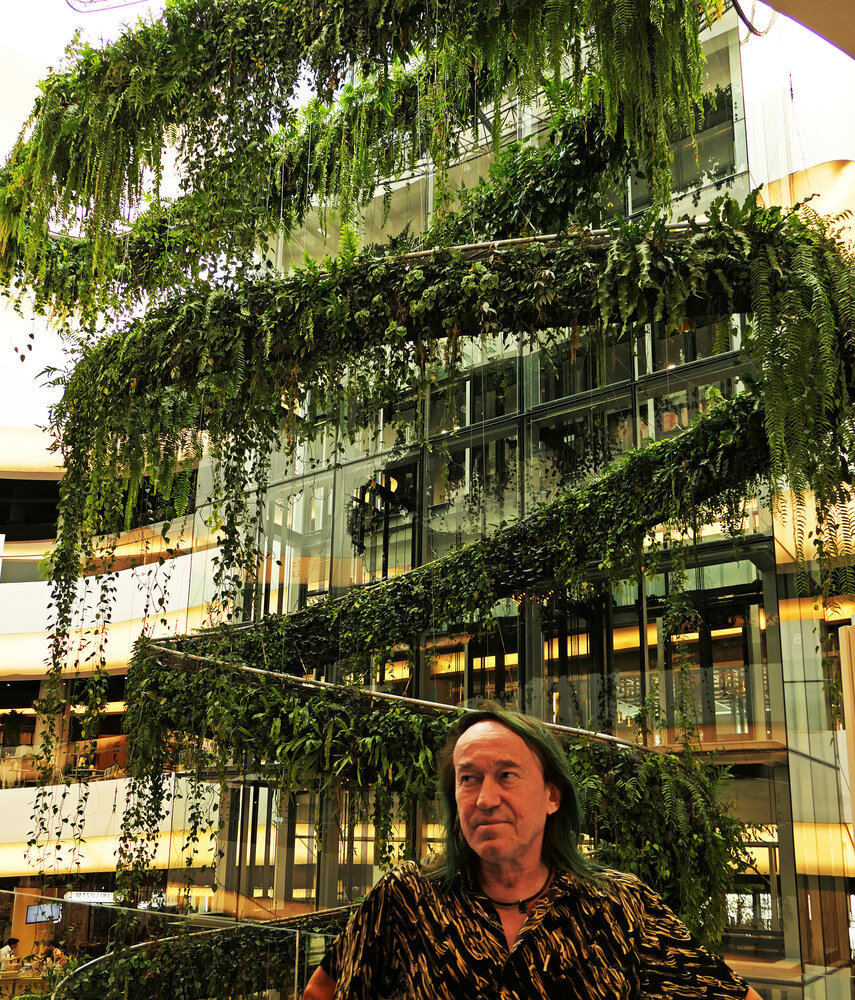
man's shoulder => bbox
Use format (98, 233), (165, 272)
(384, 859), (425, 881)
(555, 867), (656, 909)
(373, 859), (435, 894)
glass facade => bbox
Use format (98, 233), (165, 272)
(233, 291), (855, 997)
(6, 13), (854, 998)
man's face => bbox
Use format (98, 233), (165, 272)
(453, 720), (561, 870)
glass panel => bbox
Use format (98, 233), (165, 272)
(423, 643), (467, 705)
(537, 330), (634, 405)
(613, 612), (645, 742)
(542, 630), (594, 729)
(471, 357), (518, 421)
(335, 461), (418, 590)
(376, 649), (415, 697)
(709, 610), (752, 739)
(630, 43), (737, 213)
(419, 798), (445, 863)
(538, 599), (613, 731)
(219, 785), (319, 916)
(426, 431), (519, 560)
(638, 377), (737, 446)
(429, 381), (467, 436)
(539, 332), (593, 402)
(268, 421), (336, 481)
(597, 333), (634, 388)
(468, 620), (521, 706)
(338, 791), (406, 901)
(379, 397), (418, 453)
(672, 112), (736, 193)
(695, 318), (727, 361)
(635, 316), (739, 377)
(259, 473), (334, 616)
(526, 399), (633, 508)
(646, 567), (770, 745)
(651, 324), (690, 373)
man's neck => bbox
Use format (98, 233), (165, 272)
(477, 858), (551, 897)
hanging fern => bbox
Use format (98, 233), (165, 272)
(2, 97), (633, 320)
(1, 0), (716, 321)
(46, 195), (855, 647)
(34, 194), (855, 891)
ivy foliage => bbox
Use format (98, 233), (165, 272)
(161, 392), (766, 675)
(0, 0), (715, 317)
(48, 196), (855, 635)
(119, 647), (751, 952)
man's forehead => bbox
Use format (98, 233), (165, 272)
(452, 719), (539, 767)
(454, 753), (525, 770)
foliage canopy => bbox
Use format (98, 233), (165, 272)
(9, 1), (855, 978)
(0, 0), (715, 317)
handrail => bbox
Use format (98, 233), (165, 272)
(146, 643), (652, 752)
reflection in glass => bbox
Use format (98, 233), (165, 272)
(538, 330), (633, 405)
(344, 464), (417, 586)
(258, 475), (333, 616)
(527, 401), (633, 507)
(638, 377), (736, 445)
(220, 785), (318, 917)
(427, 432), (518, 560)
(635, 317), (738, 377)
(424, 643), (467, 705)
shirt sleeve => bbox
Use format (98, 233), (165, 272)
(633, 882), (748, 999)
(320, 869), (405, 999)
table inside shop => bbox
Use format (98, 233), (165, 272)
(0, 967), (43, 997)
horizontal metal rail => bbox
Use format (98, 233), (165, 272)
(146, 642), (651, 752)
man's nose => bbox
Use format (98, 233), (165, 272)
(476, 776), (500, 809)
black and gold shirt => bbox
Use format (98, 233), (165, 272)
(321, 861), (748, 999)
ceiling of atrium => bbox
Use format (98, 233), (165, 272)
(765, 0), (855, 60)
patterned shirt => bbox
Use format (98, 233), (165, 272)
(321, 861), (749, 999)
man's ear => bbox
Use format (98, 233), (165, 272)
(546, 782), (561, 815)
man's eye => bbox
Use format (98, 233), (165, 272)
(500, 771), (519, 780)
(458, 774), (477, 784)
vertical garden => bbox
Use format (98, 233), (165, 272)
(2, 0), (855, 990)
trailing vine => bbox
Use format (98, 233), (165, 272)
(0, 0), (716, 319)
(46, 196), (855, 647)
(1, 99), (631, 320)
(115, 650), (751, 954)
(154, 392), (766, 675)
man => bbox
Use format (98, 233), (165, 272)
(303, 704), (763, 999)
(0, 938), (18, 960)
